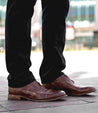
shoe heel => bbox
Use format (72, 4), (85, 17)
(8, 94), (21, 100)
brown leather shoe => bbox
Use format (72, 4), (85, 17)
(8, 81), (66, 102)
(43, 75), (96, 96)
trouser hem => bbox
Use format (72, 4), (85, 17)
(8, 77), (36, 88)
(41, 72), (64, 84)
(8, 71), (36, 88)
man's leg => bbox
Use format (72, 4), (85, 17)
(40, 0), (69, 84)
(40, 0), (96, 96)
(5, 0), (66, 101)
(5, 0), (37, 88)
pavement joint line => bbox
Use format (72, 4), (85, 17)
(79, 99), (96, 103)
(3, 102), (97, 113)
(0, 104), (9, 112)
(0, 51), (98, 112)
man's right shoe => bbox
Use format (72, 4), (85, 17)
(8, 81), (66, 102)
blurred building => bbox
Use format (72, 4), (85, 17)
(94, 0), (98, 47)
(66, 0), (97, 49)
(0, 0), (7, 51)
(68, 0), (95, 23)
(0, 0), (98, 51)
(0, 0), (7, 26)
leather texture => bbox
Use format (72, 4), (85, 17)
(43, 75), (96, 96)
(8, 81), (66, 101)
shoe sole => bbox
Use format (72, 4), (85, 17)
(8, 94), (67, 102)
(64, 89), (96, 96)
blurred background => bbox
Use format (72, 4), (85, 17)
(0, 0), (98, 80)
(0, 0), (98, 52)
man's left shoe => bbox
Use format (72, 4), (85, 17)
(43, 75), (96, 96)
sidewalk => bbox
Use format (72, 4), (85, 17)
(0, 76), (98, 113)
(0, 51), (98, 113)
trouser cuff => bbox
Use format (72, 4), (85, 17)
(41, 72), (64, 84)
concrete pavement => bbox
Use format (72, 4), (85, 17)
(0, 51), (98, 113)
(0, 77), (98, 113)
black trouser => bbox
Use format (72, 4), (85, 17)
(5, 0), (69, 88)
